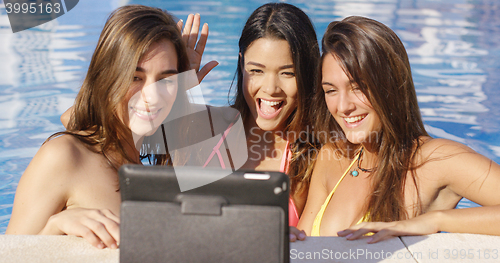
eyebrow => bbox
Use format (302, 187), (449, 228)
(322, 80), (357, 87)
(136, 67), (179, 75)
(246, 61), (294, 70)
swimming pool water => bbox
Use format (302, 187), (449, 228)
(0, 0), (499, 234)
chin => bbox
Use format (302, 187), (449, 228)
(131, 126), (158, 138)
(344, 132), (367, 145)
(144, 127), (160, 137)
(256, 118), (285, 132)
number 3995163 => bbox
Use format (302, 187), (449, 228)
(5, 2), (61, 14)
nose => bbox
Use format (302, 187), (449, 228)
(261, 74), (281, 95)
(337, 91), (356, 115)
(141, 80), (161, 105)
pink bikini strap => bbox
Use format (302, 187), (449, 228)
(202, 111), (240, 169)
(280, 141), (291, 174)
(203, 121), (236, 169)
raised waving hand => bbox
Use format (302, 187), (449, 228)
(178, 13), (219, 82)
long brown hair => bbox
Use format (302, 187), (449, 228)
(315, 16), (429, 221)
(230, 3), (321, 196)
(50, 5), (190, 170)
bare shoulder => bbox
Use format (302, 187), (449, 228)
(416, 137), (479, 168)
(36, 135), (87, 165)
(314, 144), (349, 184)
(416, 137), (500, 206)
(7, 134), (107, 234)
(419, 137), (475, 158)
(15, 134), (104, 210)
(315, 144), (337, 168)
(316, 144), (351, 170)
(416, 136), (492, 183)
(24, 134), (93, 182)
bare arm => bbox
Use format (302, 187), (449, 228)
(425, 139), (500, 234)
(6, 136), (120, 249)
(6, 136), (73, 234)
(339, 139), (500, 242)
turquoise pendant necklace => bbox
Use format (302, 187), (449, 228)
(350, 147), (376, 177)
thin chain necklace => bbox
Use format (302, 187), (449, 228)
(350, 147), (377, 177)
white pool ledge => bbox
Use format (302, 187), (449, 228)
(0, 233), (499, 262)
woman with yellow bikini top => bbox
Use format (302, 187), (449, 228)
(310, 149), (368, 236)
(293, 16), (500, 242)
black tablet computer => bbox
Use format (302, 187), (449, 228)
(118, 165), (290, 263)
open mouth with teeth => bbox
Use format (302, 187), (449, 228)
(344, 114), (367, 125)
(131, 106), (162, 121)
(257, 98), (284, 119)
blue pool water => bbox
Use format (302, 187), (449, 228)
(0, 0), (499, 234)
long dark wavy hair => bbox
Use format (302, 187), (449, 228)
(313, 16), (429, 221)
(48, 5), (190, 170)
(230, 3), (321, 196)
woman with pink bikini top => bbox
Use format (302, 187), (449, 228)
(171, 3), (320, 226)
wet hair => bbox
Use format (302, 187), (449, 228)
(230, 3), (321, 196)
(314, 16), (428, 221)
(50, 5), (190, 170)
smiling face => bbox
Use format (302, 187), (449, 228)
(126, 40), (179, 141)
(242, 37), (298, 132)
(322, 53), (381, 145)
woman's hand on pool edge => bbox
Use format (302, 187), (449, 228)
(40, 208), (120, 249)
(290, 226), (306, 242)
(178, 13), (219, 82)
(337, 212), (441, 243)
